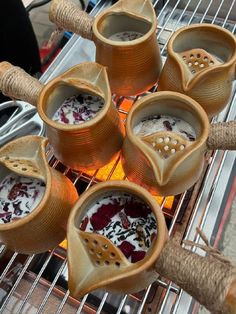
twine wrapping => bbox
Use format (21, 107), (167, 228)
(155, 228), (236, 313)
(49, 0), (94, 40)
(207, 121), (236, 150)
(0, 65), (43, 106)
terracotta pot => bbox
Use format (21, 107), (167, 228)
(49, 0), (162, 96)
(121, 91), (236, 196)
(158, 24), (236, 117)
(0, 62), (124, 171)
(67, 180), (236, 314)
(0, 135), (78, 254)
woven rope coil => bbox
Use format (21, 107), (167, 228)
(155, 228), (236, 313)
(207, 121), (236, 150)
(0, 66), (43, 106)
(50, 0), (94, 40)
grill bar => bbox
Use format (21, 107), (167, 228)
(0, 252), (18, 283)
(36, 259), (68, 313)
(116, 295), (128, 314)
(55, 290), (70, 314)
(0, 256), (35, 311)
(96, 292), (109, 314)
(76, 294), (88, 314)
(212, 0), (227, 23)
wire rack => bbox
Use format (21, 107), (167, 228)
(0, 0), (236, 313)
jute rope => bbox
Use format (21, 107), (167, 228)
(155, 228), (236, 313)
(49, 0), (94, 40)
(207, 121), (236, 150)
(0, 66), (43, 106)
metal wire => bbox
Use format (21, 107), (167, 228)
(222, 0), (236, 28)
(76, 294), (88, 314)
(55, 290), (70, 314)
(15, 251), (56, 314)
(36, 259), (68, 313)
(0, 255), (35, 311)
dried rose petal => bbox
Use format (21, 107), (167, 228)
(124, 200), (151, 218)
(131, 251), (146, 263)
(90, 213), (110, 231)
(118, 241), (135, 258)
(80, 216), (89, 231)
(119, 211), (130, 229)
(8, 183), (23, 200)
(60, 111), (69, 124)
(90, 201), (122, 231)
(163, 120), (172, 131)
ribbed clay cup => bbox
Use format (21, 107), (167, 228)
(122, 91), (236, 196)
(67, 180), (236, 314)
(0, 62), (124, 171)
(38, 63), (124, 171)
(158, 24), (236, 117)
(122, 91), (209, 196)
(0, 135), (78, 254)
(67, 180), (168, 297)
(49, 0), (162, 96)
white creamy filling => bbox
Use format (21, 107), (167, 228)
(109, 31), (143, 42)
(0, 173), (45, 224)
(52, 93), (104, 125)
(133, 114), (196, 141)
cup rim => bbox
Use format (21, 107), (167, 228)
(93, 7), (157, 47)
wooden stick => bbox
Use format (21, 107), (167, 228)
(155, 239), (236, 313)
(0, 62), (43, 106)
(49, 0), (94, 40)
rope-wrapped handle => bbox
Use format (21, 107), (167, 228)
(0, 62), (43, 106)
(207, 121), (236, 150)
(155, 236), (236, 313)
(49, 0), (94, 40)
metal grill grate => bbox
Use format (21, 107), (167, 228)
(0, 0), (236, 313)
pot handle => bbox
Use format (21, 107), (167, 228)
(0, 62), (43, 107)
(207, 121), (236, 150)
(155, 237), (236, 313)
(49, 0), (94, 40)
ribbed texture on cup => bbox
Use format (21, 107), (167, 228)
(46, 103), (124, 171)
(95, 32), (162, 96)
(0, 169), (78, 254)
